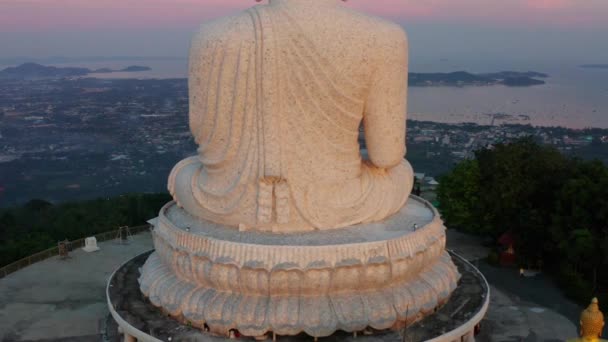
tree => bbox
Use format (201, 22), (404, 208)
(0, 192), (171, 267)
(474, 138), (570, 262)
(437, 159), (481, 233)
(438, 137), (608, 305)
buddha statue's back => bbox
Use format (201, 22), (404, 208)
(135, 3), (466, 338)
(169, 0), (413, 232)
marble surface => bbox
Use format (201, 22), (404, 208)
(168, 0), (413, 232)
(114, 251), (485, 342)
(134, 0), (464, 338)
(164, 196), (434, 246)
(139, 196), (460, 338)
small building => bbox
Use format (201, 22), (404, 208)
(425, 177), (439, 187)
(414, 173), (425, 182)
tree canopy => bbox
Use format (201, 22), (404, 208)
(0, 193), (170, 267)
(438, 138), (608, 303)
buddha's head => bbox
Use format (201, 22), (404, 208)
(581, 298), (605, 339)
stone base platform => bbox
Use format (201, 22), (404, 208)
(137, 197), (463, 338)
(107, 250), (489, 341)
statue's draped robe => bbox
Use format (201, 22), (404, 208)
(169, 6), (413, 232)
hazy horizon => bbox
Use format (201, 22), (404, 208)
(1, 0), (607, 66)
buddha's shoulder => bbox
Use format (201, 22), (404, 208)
(193, 13), (256, 45)
(192, 7), (406, 48)
(339, 9), (408, 46)
(368, 18), (407, 46)
(345, 9), (405, 31)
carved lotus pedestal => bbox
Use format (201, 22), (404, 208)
(137, 196), (460, 339)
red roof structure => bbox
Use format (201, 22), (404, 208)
(498, 230), (515, 247)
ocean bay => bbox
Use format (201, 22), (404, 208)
(2, 59), (606, 129)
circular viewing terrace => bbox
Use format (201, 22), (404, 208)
(108, 250), (489, 341)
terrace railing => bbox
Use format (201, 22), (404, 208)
(0, 224), (150, 279)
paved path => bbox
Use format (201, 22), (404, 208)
(446, 229), (580, 341)
(476, 262), (582, 326)
(0, 228), (581, 341)
(478, 286), (576, 342)
(445, 229), (490, 261)
(0, 233), (153, 342)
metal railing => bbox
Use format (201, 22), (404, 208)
(0, 225), (150, 279)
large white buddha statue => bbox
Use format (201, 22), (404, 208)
(138, 2), (462, 338)
(169, 0), (413, 232)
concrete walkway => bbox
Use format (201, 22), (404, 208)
(478, 286), (576, 342)
(0, 233), (153, 342)
(0, 229), (580, 341)
(446, 229), (579, 341)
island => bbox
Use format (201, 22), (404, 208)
(119, 65), (151, 72)
(409, 71), (548, 87)
(1, 63), (547, 87)
(580, 64), (608, 69)
(92, 68), (114, 73)
(0, 63), (152, 80)
(92, 66), (151, 73)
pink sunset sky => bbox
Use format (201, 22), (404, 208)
(1, 0), (607, 63)
(2, 0), (607, 31)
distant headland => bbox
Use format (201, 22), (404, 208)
(0, 63), (548, 86)
(0, 63), (152, 80)
(409, 71), (548, 87)
(580, 64), (608, 69)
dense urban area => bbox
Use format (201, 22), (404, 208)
(1, 77), (608, 206)
(1, 74), (608, 342)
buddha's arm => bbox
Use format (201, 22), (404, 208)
(188, 30), (206, 144)
(363, 27), (408, 169)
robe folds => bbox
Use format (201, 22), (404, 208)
(169, 5), (413, 232)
